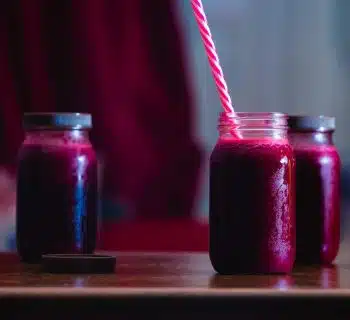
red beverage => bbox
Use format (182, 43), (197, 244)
(16, 113), (98, 263)
(209, 113), (295, 274)
(288, 116), (340, 265)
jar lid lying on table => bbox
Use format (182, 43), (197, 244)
(41, 254), (116, 274)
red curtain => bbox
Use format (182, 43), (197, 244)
(0, 0), (202, 223)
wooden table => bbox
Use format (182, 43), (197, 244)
(1, 252), (350, 318)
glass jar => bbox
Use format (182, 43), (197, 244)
(16, 113), (98, 263)
(209, 112), (295, 274)
(288, 115), (341, 265)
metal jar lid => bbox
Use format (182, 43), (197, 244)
(288, 115), (335, 132)
(23, 113), (92, 130)
(41, 254), (116, 274)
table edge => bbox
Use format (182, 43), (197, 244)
(0, 287), (350, 298)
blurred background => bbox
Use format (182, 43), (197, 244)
(1, 0), (350, 255)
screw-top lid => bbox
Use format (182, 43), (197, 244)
(23, 113), (92, 130)
(288, 115), (335, 132)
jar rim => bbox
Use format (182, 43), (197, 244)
(219, 112), (288, 127)
(221, 112), (287, 119)
(23, 113), (92, 130)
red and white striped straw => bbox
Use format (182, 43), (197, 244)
(191, 0), (235, 115)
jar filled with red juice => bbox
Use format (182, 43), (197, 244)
(209, 112), (295, 274)
(16, 113), (98, 263)
(288, 115), (340, 265)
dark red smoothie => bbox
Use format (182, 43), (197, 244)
(288, 115), (340, 265)
(293, 145), (340, 265)
(209, 137), (295, 274)
(16, 114), (98, 263)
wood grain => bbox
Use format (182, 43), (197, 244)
(0, 251), (348, 296)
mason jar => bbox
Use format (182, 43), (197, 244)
(16, 113), (98, 263)
(288, 115), (340, 265)
(210, 112), (296, 274)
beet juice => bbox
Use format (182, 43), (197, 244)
(210, 113), (295, 274)
(288, 116), (340, 265)
(16, 113), (98, 263)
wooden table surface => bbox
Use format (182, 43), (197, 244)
(0, 251), (348, 295)
(1, 252), (350, 318)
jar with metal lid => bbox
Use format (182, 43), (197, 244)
(16, 113), (98, 263)
(288, 115), (341, 265)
